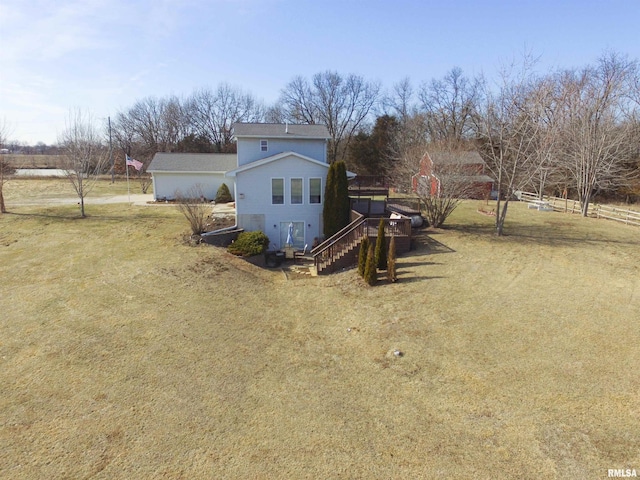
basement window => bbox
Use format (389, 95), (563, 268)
(260, 140), (268, 152)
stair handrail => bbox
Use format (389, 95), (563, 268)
(311, 211), (366, 271)
(310, 211), (364, 256)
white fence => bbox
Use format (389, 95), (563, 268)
(518, 191), (640, 227)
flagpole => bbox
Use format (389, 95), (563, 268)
(126, 155), (131, 205)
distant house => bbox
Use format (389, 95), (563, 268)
(148, 153), (237, 201)
(147, 123), (354, 250)
(412, 150), (494, 199)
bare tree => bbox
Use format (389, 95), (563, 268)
(175, 184), (210, 236)
(185, 84), (265, 153)
(59, 110), (108, 217)
(382, 77), (416, 125)
(112, 95), (188, 162)
(0, 119), (15, 213)
(474, 64), (542, 236)
(555, 53), (638, 215)
(416, 149), (490, 227)
(278, 71), (380, 163)
(419, 67), (482, 146)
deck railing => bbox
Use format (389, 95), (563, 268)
(311, 211), (411, 274)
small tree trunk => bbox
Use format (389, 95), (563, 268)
(581, 198), (590, 217)
(0, 191), (6, 214)
(80, 196), (86, 217)
(496, 200), (509, 236)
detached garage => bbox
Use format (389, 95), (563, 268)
(147, 153), (237, 201)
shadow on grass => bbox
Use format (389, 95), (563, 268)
(399, 261), (442, 268)
(444, 214), (640, 248)
(407, 230), (456, 256)
(394, 275), (445, 283)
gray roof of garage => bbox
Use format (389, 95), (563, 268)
(148, 153), (237, 172)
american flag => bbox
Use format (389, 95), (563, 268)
(125, 154), (143, 171)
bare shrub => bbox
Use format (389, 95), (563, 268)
(175, 185), (210, 235)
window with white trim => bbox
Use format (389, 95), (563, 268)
(291, 178), (303, 204)
(260, 140), (268, 152)
(271, 178), (284, 204)
(309, 177), (322, 204)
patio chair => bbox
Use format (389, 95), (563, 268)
(294, 244), (308, 264)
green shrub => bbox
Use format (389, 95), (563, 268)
(227, 231), (269, 257)
(215, 183), (233, 203)
(358, 236), (370, 277)
(387, 235), (397, 283)
(323, 161), (350, 238)
(364, 243), (377, 286)
(375, 218), (387, 270)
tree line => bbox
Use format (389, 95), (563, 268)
(2, 52), (639, 230)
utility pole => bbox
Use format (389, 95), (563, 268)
(108, 116), (114, 183)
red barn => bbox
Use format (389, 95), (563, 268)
(411, 150), (494, 200)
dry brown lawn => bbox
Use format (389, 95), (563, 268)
(1, 181), (639, 479)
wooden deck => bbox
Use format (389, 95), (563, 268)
(311, 214), (412, 275)
(386, 203), (421, 216)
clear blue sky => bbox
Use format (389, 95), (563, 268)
(1, 0), (638, 145)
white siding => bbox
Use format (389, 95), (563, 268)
(236, 138), (327, 166)
(234, 154), (327, 249)
(152, 172), (234, 201)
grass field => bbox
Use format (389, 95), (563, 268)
(1, 180), (639, 478)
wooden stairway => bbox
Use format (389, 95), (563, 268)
(311, 212), (412, 275)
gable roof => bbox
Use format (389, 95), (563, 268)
(428, 150), (486, 166)
(232, 123), (330, 140)
(148, 153), (237, 173)
(225, 151), (329, 177)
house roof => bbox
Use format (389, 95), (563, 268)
(225, 151), (356, 178)
(225, 151), (329, 177)
(147, 153), (237, 173)
(429, 150), (486, 166)
(232, 123), (330, 140)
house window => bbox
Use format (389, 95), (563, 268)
(309, 178), (322, 204)
(291, 178), (303, 204)
(272, 178), (284, 204)
(260, 140), (268, 152)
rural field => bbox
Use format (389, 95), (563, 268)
(1, 179), (639, 479)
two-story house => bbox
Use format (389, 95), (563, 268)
(148, 123), (339, 249)
(226, 123), (332, 249)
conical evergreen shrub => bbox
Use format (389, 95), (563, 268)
(358, 236), (370, 277)
(335, 161), (351, 230)
(375, 218), (387, 270)
(364, 243), (377, 286)
(323, 161), (350, 238)
(215, 183), (233, 203)
(387, 235), (397, 283)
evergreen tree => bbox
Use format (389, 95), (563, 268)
(323, 162), (337, 237)
(215, 183), (233, 203)
(375, 218), (387, 270)
(387, 236), (397, 283)
(364, 243), (377, 286)
(358, 236), (370, 277)
(335, 161), (351, 231)
(323, 160), (350, 238)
